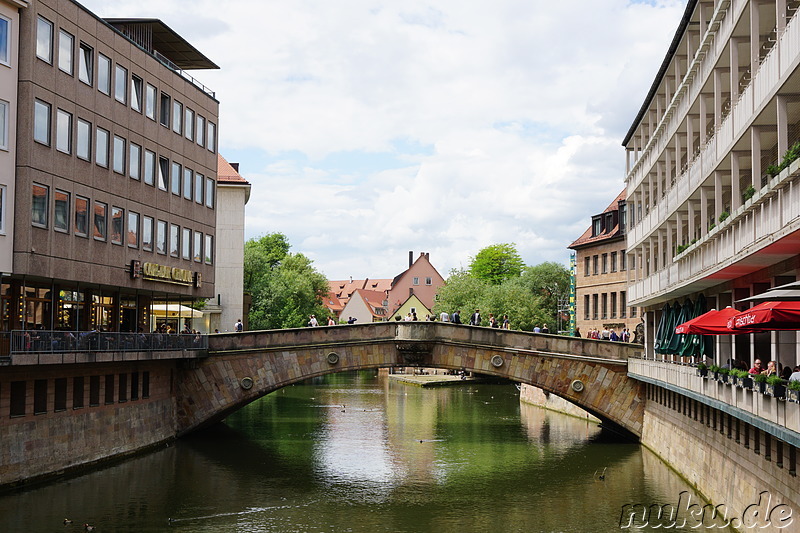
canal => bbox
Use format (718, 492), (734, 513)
(0, 372), (726, 532)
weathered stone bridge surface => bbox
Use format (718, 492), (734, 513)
(179, 323), (646, 438)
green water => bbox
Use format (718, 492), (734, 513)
(0, 372), (724, 532)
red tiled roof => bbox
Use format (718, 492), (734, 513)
(569, 189), (627, 249)
(218, 154), (250, 184)
(328, 278), (392, 305)
(352, 289), (388, 318)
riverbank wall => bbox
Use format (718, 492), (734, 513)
(519, 383), (600, 421)
(0, 360), (178, 490)
(639, 385), (798, 532)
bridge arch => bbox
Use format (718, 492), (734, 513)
(176, 323), (645, 438)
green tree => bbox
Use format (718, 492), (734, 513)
(516, 261), (570, 331)
(243, 233), (330, 330)
(431, 269), (489, 323)
(468, 243), (524, 285)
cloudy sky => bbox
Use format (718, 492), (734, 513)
(81, 0), (687, 280)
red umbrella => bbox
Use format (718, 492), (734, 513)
(727, 301), (800, 331)
(675, 307), (755, 335)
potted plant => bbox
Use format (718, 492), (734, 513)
(718, 211), (730, 223)
(731, 369), (751, 388)
(743, 185), (756, 202)
(710, 364), (720, 380)
(765, 375), (786, 399)
(696, 362), (708, 378)
(718, 367), (730, 384)
(787, 380), (800, 403)
(752, 373), (767, 394)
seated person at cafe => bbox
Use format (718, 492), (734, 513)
(748, 359), (763, 374)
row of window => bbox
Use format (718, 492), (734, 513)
(7, 372), (150, 417)
(35, 15), (217, 151)
(33, 99), (216, 206)
(582, 291), (637, 320)
(31, 183), (214, 264)
(584, 250), (632, 276)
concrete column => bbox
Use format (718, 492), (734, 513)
(676, 210), (684, 246)
(750, 0), (760, 75)
(731, 151), (742, 210)
(655, 163), (662, 204)
(777, 95), (788, 159)
(751, 127), (761, 189)
(687, 115), (695, 161)
(700, 186), (710, 234)
(626, 148), (632, 175)
(688, 200), (697, 240)
(714, 68), (722, 127)
(730, 38), (740, 102)
(699, 94), (707, 144)
(647, 168), (661, 212)
(676, 133), (683, 178)
(714, 171), (723, 221)
(666, 221), (674, 263)
(777, 0), (787, 36)
(665, 148), (672, 192)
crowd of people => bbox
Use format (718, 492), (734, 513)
(744, 359), (800, 382)
(575, 326), (632, 342)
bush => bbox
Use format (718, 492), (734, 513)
(753, 373), (768, 383)
(743, 185), (756, 201)
(718, 211), (729, 223)
(766, 375), (784, 386)
(788, 380), (800, 391)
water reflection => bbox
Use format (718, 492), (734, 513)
(0, 372), (724, 532)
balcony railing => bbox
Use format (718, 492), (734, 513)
(1, 330), (208, 356)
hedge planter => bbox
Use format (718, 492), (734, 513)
(751, 381), (766, 394)
(735, 376), (753, 389)
(697, 368), (708, 378)
(765, 383), (786, 400)
(787, 389), (800, 403)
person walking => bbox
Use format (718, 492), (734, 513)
(470, 309), (481, 326)
(502, 315), (510, 329)
(451, 310), (462, 324)
(440, 311), (450, 322)
(235, 319), (244, 332)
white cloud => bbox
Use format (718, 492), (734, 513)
(81, 0), (687, 279)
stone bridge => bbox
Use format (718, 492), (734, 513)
(178, 323), (647, 439)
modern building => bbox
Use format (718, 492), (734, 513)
(569, 189), (639, 338)
(0, 1), (27, 280)
(1, 0), (220, 336)
(203, 154), (250, 333)
(623, 0), (800, 370)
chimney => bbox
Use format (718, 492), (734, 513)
(409, 251), (413, 268)
(230, 163), (240, 172)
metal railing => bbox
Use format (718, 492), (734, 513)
(4, 330), (208, 355)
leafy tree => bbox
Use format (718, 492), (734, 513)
(515, 261), (570, 330)
(432, 269), (489, 324)
(243, 233), (330, 330)
(468, 243), (524, 285)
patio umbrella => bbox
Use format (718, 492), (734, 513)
(678, 294), (707, 358)
(667, 299), (693, 354)
(675, 307), (756, 335)
(727, 300), (800, 331)
(735, 281), (800, 303)
(654, 303), (674, 354)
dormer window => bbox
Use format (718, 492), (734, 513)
(592, 217), (602, 237)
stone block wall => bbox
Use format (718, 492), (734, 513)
(519, 383), (600, 421)
(0, 360), (177, 488)
(641, 386), (798, 531)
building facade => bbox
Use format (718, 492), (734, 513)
(569, 190), (639, 338)
(203, 154), (250, 332)
(0, 1), (27, 278)
(1, 0), (220, 336)
(623, 0), (800, 370)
